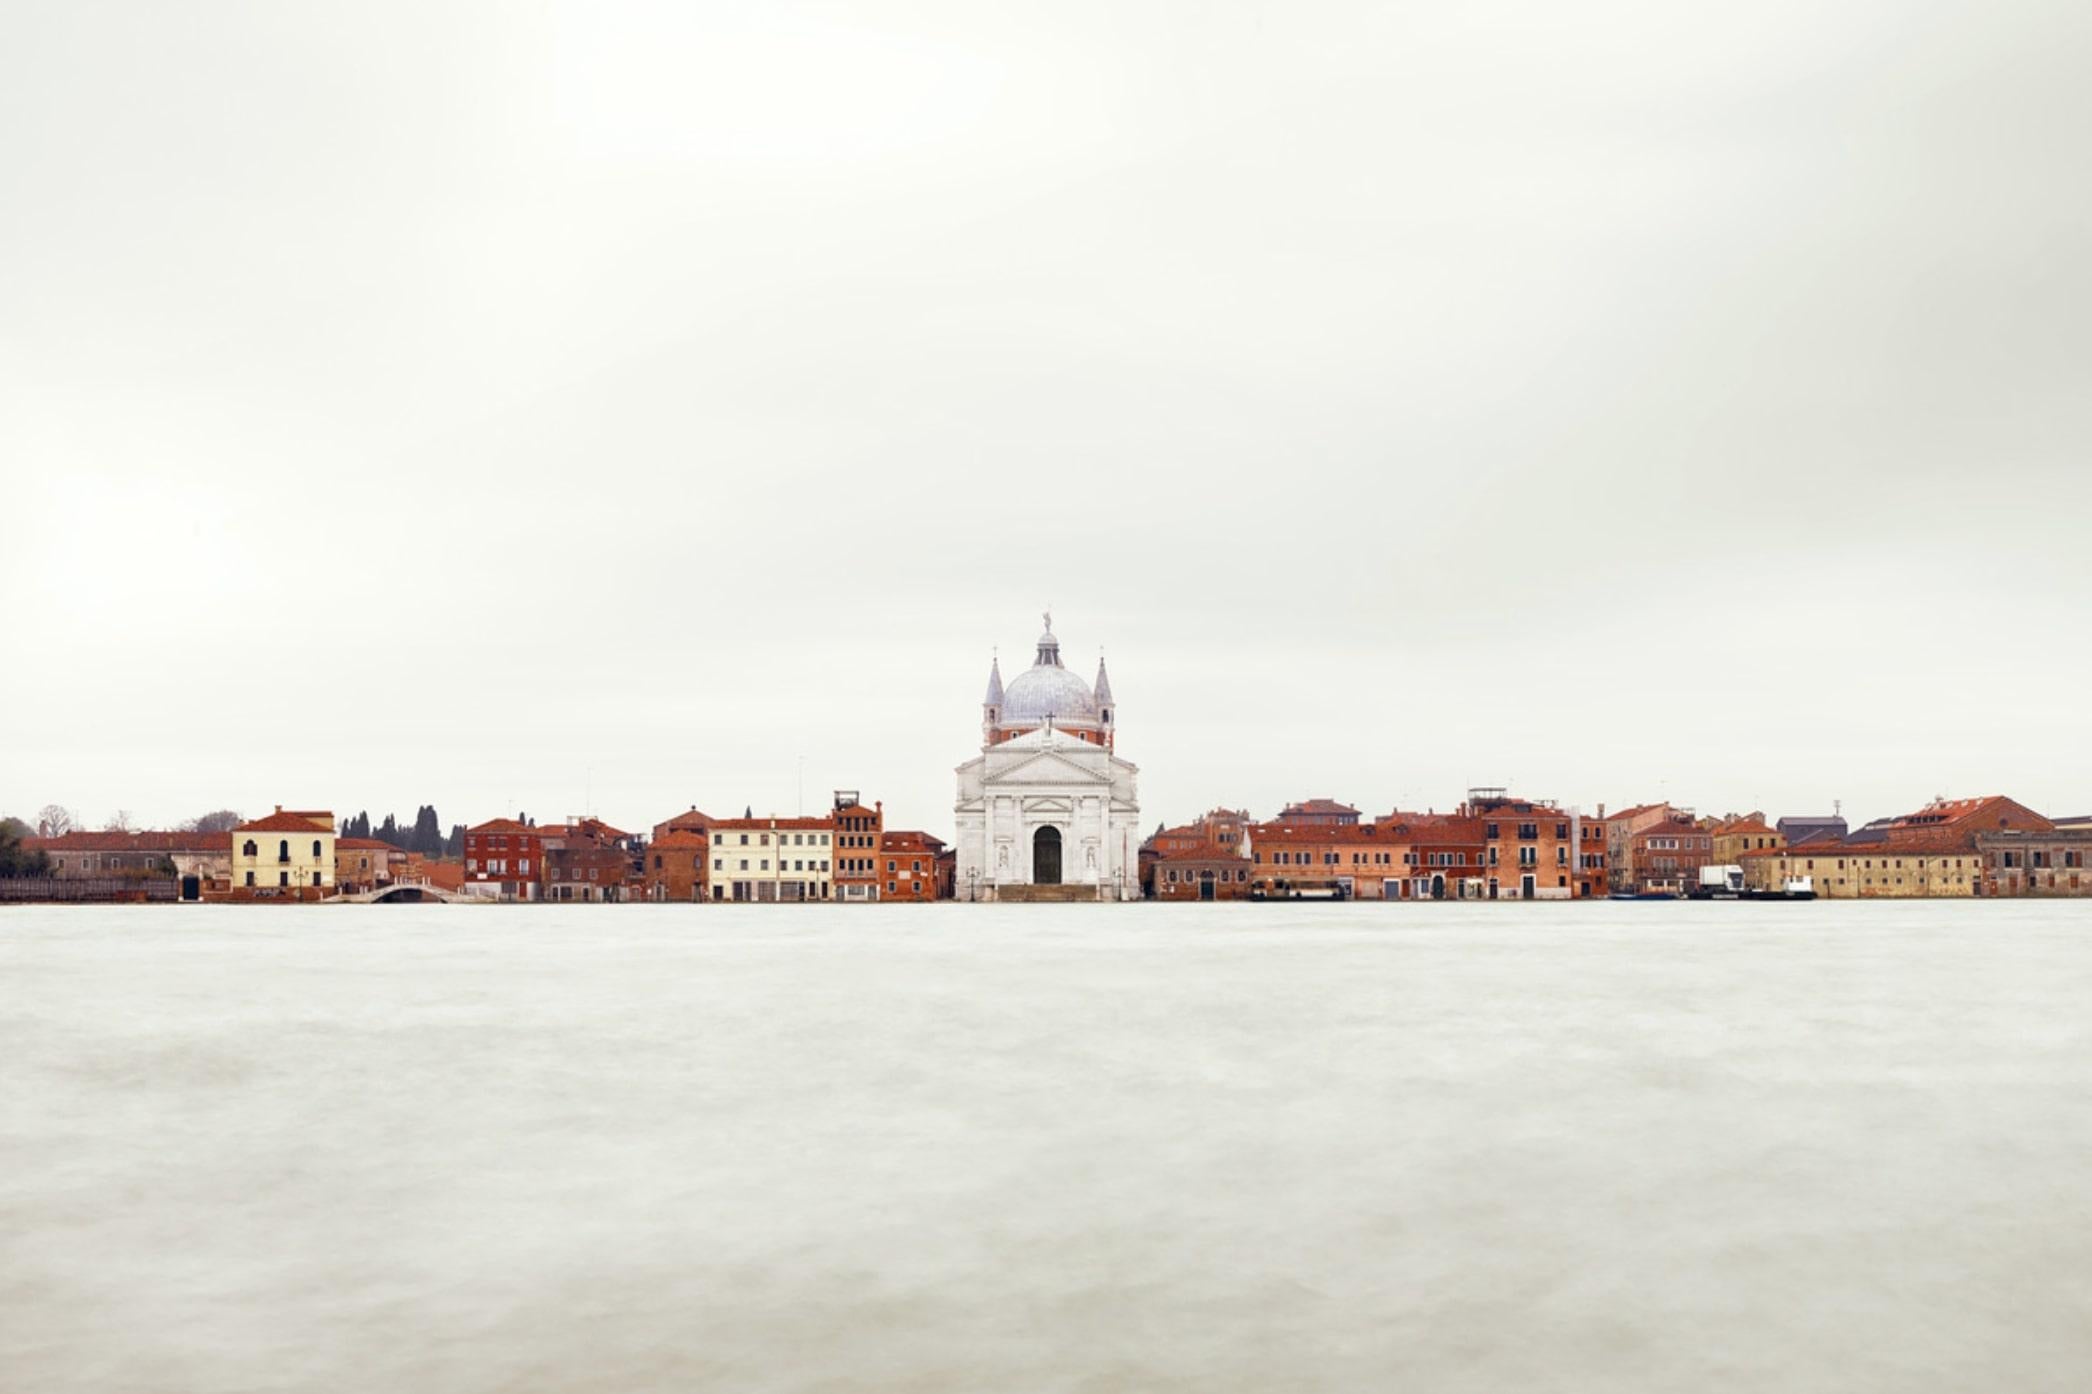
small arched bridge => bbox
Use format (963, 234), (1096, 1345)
(333, 884), (478, 905)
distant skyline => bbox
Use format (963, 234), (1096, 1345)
(6, 1), (2089, 835)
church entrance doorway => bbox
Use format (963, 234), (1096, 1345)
(1198, 871), (1216, 901)
(1033, 826), (1062, 885)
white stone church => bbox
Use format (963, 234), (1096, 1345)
(953, 616), (1141, 901)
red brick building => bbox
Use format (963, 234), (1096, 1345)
(334, 836), (401, 894)
(1248, 819), (1412, 899)
(1627, 817), (1714, 894)
(463, 818), (545, 901)
(1465, 790), (1579, 900)
(644, 830), (710, 902)
(1152, 850), (1254, 900)
(1574, 818), (1608, 898)
(876, 830), (946, 902)
(831, 793), (885, 903)
(539, 818), (635, 902)
(1405, 813), (1488, 899)
(645, 808), (715, 902)
(1276, 798), (1361, 827)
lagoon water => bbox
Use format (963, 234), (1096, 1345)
(5, 901), (2092, 1392)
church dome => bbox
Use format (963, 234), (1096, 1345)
(1001, 663), (1100, 727)
(990, 613), (1102, 729)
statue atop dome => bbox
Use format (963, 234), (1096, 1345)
(981, 613), (1113, 751)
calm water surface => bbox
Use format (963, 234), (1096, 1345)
(5, 901), (2092, 1393)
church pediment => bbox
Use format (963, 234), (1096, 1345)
(988, 749), (1113, 785)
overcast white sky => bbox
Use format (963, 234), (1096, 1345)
(4, 0), (2089, 836)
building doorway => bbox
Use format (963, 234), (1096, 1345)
(1431, 874), (1445, 899)
(1033, 826), (1062, 885)
(1198, 871), (1216, 901)
(1520, 874), (1536, 900)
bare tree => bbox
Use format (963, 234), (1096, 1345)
(36, 804), (76, 838)
(182, 810), (244, 834)
(104, 810), (136, 833)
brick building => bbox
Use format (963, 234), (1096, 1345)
(1464, 790), (1579, 900)
(1276, 798), (1361, 827)
(831, 793), (885, 903)
(1147, 808), (1251, 857)
(1749, 795), (2052, 898)
(1574, 819), (1608, 898)
(1626, 817), (1712, 895)
(463, 818), (545, 901)
(643, 829), (710, 902)
(1405, 813), (1488, 899)
(1981, 828), (2092, 896)
(334, 836), (403, 894)
(1602, 802), (1679, 892)
(875, 830), (946, 901)
(540, 818), (636, 902)
(1152, 849), (1254, 900)
(1248, 818), (1414, 899)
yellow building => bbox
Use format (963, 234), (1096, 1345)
(707, 815), (835, 902)
(1712, 814), (1785, 866)
(233, 807), (336, 898)
(1748, 844), (1986, 898)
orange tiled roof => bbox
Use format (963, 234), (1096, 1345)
(236, 811), (338, 834)
(880, 830), (947, 854)
(1250, 821), (1415, 845)
(336, 837), (397, 851)
(468, 818), (538, 835)
(650, 830), (710, 849)
(707, 815), (834, 832)
(1155, 846), (1249, 863)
